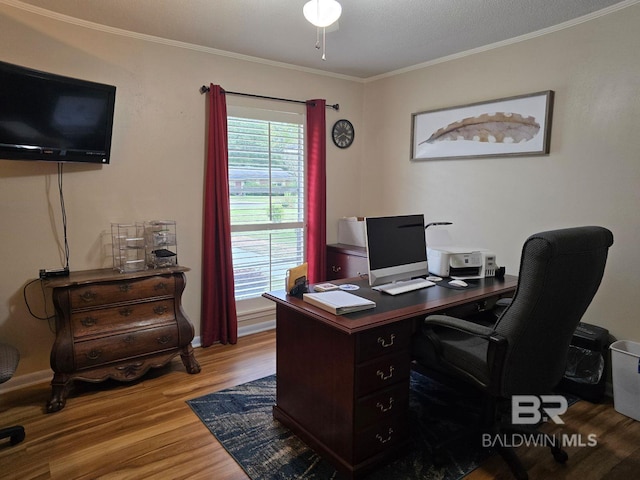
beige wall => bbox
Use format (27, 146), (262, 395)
(0, 3), (363, 377)
(361, 4), (640, 341)
(1, 2), (639, 381)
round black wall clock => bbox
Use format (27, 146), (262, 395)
(332, 119), (354, 149)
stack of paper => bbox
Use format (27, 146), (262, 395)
(302, 290), (376, 315)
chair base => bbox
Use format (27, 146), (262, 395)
(0, 425), (25, 445)
(410, 365), (567, 480)
(428, 404), (568, 480)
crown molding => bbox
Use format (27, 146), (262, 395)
(3, 0), (638, 83)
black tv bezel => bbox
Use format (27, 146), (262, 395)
(0, 60), (116, 165)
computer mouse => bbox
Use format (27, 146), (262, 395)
(449, 279), (468, 287)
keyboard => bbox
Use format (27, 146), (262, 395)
(373, 278), (435, 295)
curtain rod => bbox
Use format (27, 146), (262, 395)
(199, 85), (339, 111)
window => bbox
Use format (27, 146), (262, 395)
(227, 108), (306, 300)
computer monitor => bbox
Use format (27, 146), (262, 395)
(365, 214), (429, 286)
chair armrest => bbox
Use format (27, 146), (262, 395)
(423, 314), (494, 338)
(422, 315), (509, 393)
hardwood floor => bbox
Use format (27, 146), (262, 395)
(1, 329), (638, 479)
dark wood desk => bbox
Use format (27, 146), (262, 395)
(263, 275), (518, 479)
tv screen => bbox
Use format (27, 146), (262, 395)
(365, 214), (428, 286)
(0, 61), (116, 164)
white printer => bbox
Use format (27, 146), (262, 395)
(427, 246), (497, 279)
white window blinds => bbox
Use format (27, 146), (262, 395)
(227, 112), (306, 300)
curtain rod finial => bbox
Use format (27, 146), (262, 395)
(330, 103), (339, 111)
(200, 85), (210, 94)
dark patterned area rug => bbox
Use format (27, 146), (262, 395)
(187, 371), (491, 480)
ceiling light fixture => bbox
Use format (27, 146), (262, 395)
(303, 0), (342, 61)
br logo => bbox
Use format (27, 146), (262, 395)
(512, 395), (568, 425)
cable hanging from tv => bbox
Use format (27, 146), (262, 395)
(199, 85), (339, 111)
(57, 163), (70, 272)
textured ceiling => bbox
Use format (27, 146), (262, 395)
(9, 0), (633, 79)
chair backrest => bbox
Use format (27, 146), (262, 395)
(494, 226), (613, 396)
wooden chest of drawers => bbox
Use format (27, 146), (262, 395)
(45, 267), (200, 412)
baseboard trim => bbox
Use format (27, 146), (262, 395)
(190, 320), (276, 348)
(0, 369), (52, 393)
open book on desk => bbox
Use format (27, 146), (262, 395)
(302, 290), (376, 315)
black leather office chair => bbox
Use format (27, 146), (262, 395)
(0, 342), (25, 445)
(412, 226), (613, 480)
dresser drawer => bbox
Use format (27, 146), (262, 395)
(355, 384), (410, 430)
(354, 413), (409, 462)
(355, 351), (411, 397)
(356, 322), (411, 362)
(74, 324), (179, 369)
(71, 299), (176, 339)
(69, 276), (176, 309)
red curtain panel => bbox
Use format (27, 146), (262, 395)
(201, 84), (238, 347)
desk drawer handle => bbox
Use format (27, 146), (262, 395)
(81, 316), (98, 327)
(119, 283), (133, 292)
(79, 291), (97, 303)
(376, 428), (394, 444)
(376, 397), (394, 413)
(331, 266), (342, 273)
(124, 335), (135, 344)
(377, 334), (395, 348)
(157, 335), (172, 345)
(376, 366), (394, 381)
(154, 282), (168, 291)
(119, 307), (133, 317)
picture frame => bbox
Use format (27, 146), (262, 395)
(411, 90), (554, 161)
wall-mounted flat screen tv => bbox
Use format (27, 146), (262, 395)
(0, 60), (116, 164)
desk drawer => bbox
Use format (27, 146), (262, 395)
(74, 324), (179, 369)
(356, 322), (411, 362)
(354, 414), (408, 462)
(356, 351), (411, 397)
(70, 276), (176, 309)
(355, 384), (409, 430)
(71, 299), (176, 338)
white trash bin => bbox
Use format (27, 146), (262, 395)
(610, 340), (640, 421)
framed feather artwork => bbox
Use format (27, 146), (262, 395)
(411, 90), (553, 161)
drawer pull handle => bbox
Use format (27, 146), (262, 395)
(154, 305), (169, 315)
(79, 291), (97, 302)
(155, 282), (167, 291)
(376, 428), (394, 444)
(81, 317), (97, 327)
(331, 266), (342, 272)
(86, 349), (102, 360)
(119, 307), (133, 317)
(124, 335), (135, 344)
(376, 397), (394, 413)
(376, 366), (394, 381)
(377, 334), (395, 348)
(157, 335), (172, 345)
(119, 283), (133, 292)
